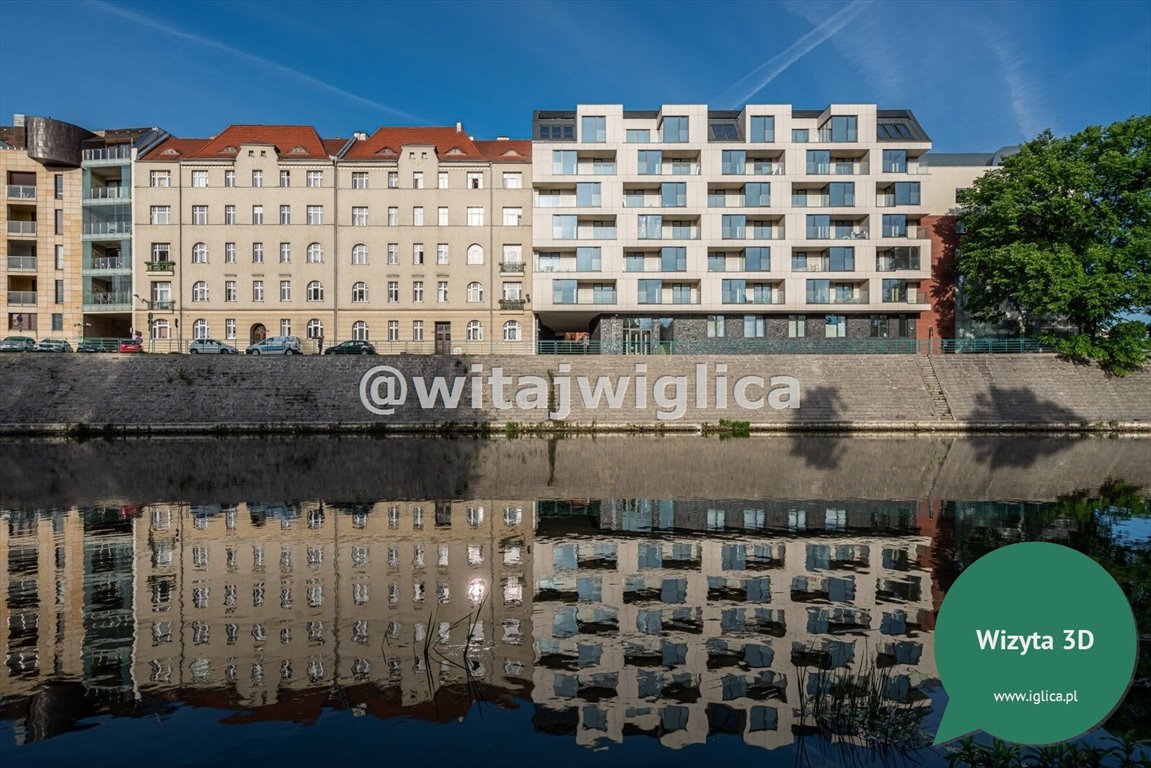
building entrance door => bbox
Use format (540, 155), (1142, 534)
(434, 322), (451, 354)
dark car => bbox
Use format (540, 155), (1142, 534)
(118, 338), (144, 353)
(0, 336), (36, 352)
(323, 340), (377, 355)
(32, 338), (73, 352)
(77, 339), (114, 353)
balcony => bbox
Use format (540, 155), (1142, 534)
(83, 221), (131, 238)
(148, 299), (175, 311)
(806, 163), (869, 176)
(146, 260), (176, 273)
(876, 257), (921, 272)
(876, 194), (922, 208)
(84, 291), (132, 309)
(499, 298), (526, 311)
(6, 290), (37, 306)
(7, 221), (36, 236)
(807, 228), (869, 241)
(499, 261), (525, 274)
(87, 256), (127, 272)
(806, 291), (870, 306)
(82, 146), (132, 163)
(85, 187), (130, 201)
(882, 287), (930, 306)
(7, 256), (36, 271)
(880, 225), (927, 240)
(722, 291), (785, 306)
(6, 185), (35, 200)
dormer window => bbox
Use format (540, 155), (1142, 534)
(291, 146), (307, 154)
(223, 146), (237, 154)
(448, 147), (464, 155)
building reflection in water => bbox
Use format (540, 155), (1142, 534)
(1, 498), (939, 752)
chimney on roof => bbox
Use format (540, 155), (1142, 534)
(496, 136), (509, 141)
(468, 135), (474, 141)
(354, 131), (367, 141)
(13, 114), (25, 127)
(455, 121), (463, 134)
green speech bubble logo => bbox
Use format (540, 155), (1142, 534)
(934, 542), (1137, 746)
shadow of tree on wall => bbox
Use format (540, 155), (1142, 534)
(966, 385), (1086, 468)
(788, 385), (848, 469)
(929, 217), (958, 342)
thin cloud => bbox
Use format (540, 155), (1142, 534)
(89, 1), (427, 123)
(785, 0), (903, 101)
(717, 0), (873, 106)
(970, 19), (1047, 140)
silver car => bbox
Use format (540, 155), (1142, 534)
(189, 338), (238, 354)
(245, 335), (302, 355)
(32, 338), (73, 352)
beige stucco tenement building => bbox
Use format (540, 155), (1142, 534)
(134, 124), (534, 352)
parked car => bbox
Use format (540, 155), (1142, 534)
(32, 338), (73, 352)
(245, 335), (302, 355)
(118, 338), (144, 353)
(77, 339), (114, 353)
(323, 340), (377, 355)
(0, 336), (35, 352)
(189, 338), (238, 354)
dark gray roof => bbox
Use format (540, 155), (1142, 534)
(923, 146), (1019, 167)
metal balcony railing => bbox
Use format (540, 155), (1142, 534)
(7, 290), (37, 306)
(82, 146), (132, 161)
(146, 261), (176, 272)
(85, 187), (130, 200)
(87, 257), (127, 271)
(499, 261), (525, 273)
(499, 298), (526, 311)
(6, 184), (35, 199)
(84, 291), (132, 307)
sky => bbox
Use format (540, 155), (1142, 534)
(0, 0), (1147, 152)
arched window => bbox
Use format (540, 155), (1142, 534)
(192, 281), (209, 302)
(191, 242), (208, 263)
(466, 281), (484, 303)
(192, 319), (209, 339)
(352, 321), (368, 341)
(306, 281), (324, 301)
(307, 243), (324, 263)
(306, 319), (323, 339)
(351, 281), (368, 302)
(466, 320), (483, 341)
(466, 244), (484, 265)
(503, 320), (521, 342)
(351, 243), (368, 264)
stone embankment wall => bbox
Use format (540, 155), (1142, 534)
(0, 353), (1147, 433)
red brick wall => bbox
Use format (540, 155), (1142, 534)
(919, 214), (958, 344)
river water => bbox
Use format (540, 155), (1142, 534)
(0, 435), (1148, 767)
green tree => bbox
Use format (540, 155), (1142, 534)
(956, 116), (1151, 374)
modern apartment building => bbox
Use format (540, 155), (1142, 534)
(0, 116), (87, 339)
(531, 105), (936, 352)
(133, 124), (533, 353)
(80, 127), (168, 338)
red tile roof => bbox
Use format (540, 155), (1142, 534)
(343, 126), (486, 161)
(187, 125), (333, 160)
(323, 138), (350, 156)
(139, 138), (210, 162)
(474, 139), (532, 163)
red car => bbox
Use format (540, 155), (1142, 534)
(118, 338), (144, 353)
